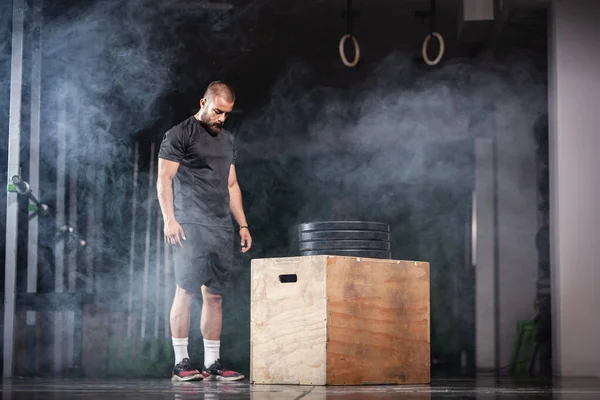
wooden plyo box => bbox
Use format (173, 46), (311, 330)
(250, 255), (430, 386)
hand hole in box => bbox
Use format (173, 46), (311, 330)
(279, 274), (297, 283)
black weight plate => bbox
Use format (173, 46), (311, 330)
(299, 230), (390, 242)
(298, 221), (389, 233)
(300, 249), (391, 259)
(299, 240), (391, 251)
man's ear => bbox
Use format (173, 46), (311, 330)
(200, 98), (206, 108)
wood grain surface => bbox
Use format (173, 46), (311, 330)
(326, 257), (430, 385)
(251, 256), (328, 385)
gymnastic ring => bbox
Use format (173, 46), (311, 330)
(422, 32), (445, 66)
(339, 34), (360, 68)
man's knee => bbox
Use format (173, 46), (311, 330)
(201, 285), (223, 306)
(174, 285), (194, 303)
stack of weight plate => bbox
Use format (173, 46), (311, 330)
(297, 221), (391, 259)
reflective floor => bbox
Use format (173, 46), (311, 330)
(2, 376), (600, 399)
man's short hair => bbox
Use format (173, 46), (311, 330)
(204, 81), (235, 103)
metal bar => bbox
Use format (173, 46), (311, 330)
(472, 190), (477, 267)
(127, 141), (139, 338)
(164, 234), (170, 339)
(71, 307), (83, 375)
(84, 131), (97, 295)
(430, 0), (436, 32)
(474, 138), (496, 371)
(54, 90), (68, 375)
(66, 128), (78, 369)
(154, 195), (161, 339)
(94, 168), (105, 294)
(141, 142), (156, 339)
(26, 0), (43, 376)
(85, 167), (96, 294)
(27, 0), (43, 320)
(68, 175), (77, 292)
(492, 116), (500, 375)
(3, 0), (25, 379)
(346, 0), (352, 34)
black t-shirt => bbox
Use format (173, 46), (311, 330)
(158, 116), (237, 227)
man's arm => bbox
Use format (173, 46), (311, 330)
(228, 164), (248, 227)
(228, 164), (252, 252)
(157, 158), (186, 246)
(157, 158), (179, 223)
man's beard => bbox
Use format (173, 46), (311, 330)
(199, 113), (222, 134)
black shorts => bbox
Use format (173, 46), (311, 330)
(171, 223), (234, 296)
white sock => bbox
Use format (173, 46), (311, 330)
(204, 339), (220, 367)
(172, 337), (189, 365)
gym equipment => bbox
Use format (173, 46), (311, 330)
(298, 221), (389, 232)
(299, 230), (390, 242)
(298, 221), (391, 259)
(250, 255), (431, 385)
(299, 240), (390, 251)
(301, 249), (392, 259)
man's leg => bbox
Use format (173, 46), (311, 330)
(200, 285), (222, 368)
(169, 285), (202, 381)
(171, 285), (193, 359)
(200, 285), (244, 381)
(198, 226), (244, 381)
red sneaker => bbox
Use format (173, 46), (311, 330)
(202, 359), (245, 381)
(171, 358), (203, 381)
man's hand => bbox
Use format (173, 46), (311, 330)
(240, 227), (252, 253)
(165, 219), (186, 247)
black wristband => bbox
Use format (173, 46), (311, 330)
(239, 226), (249, 230)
